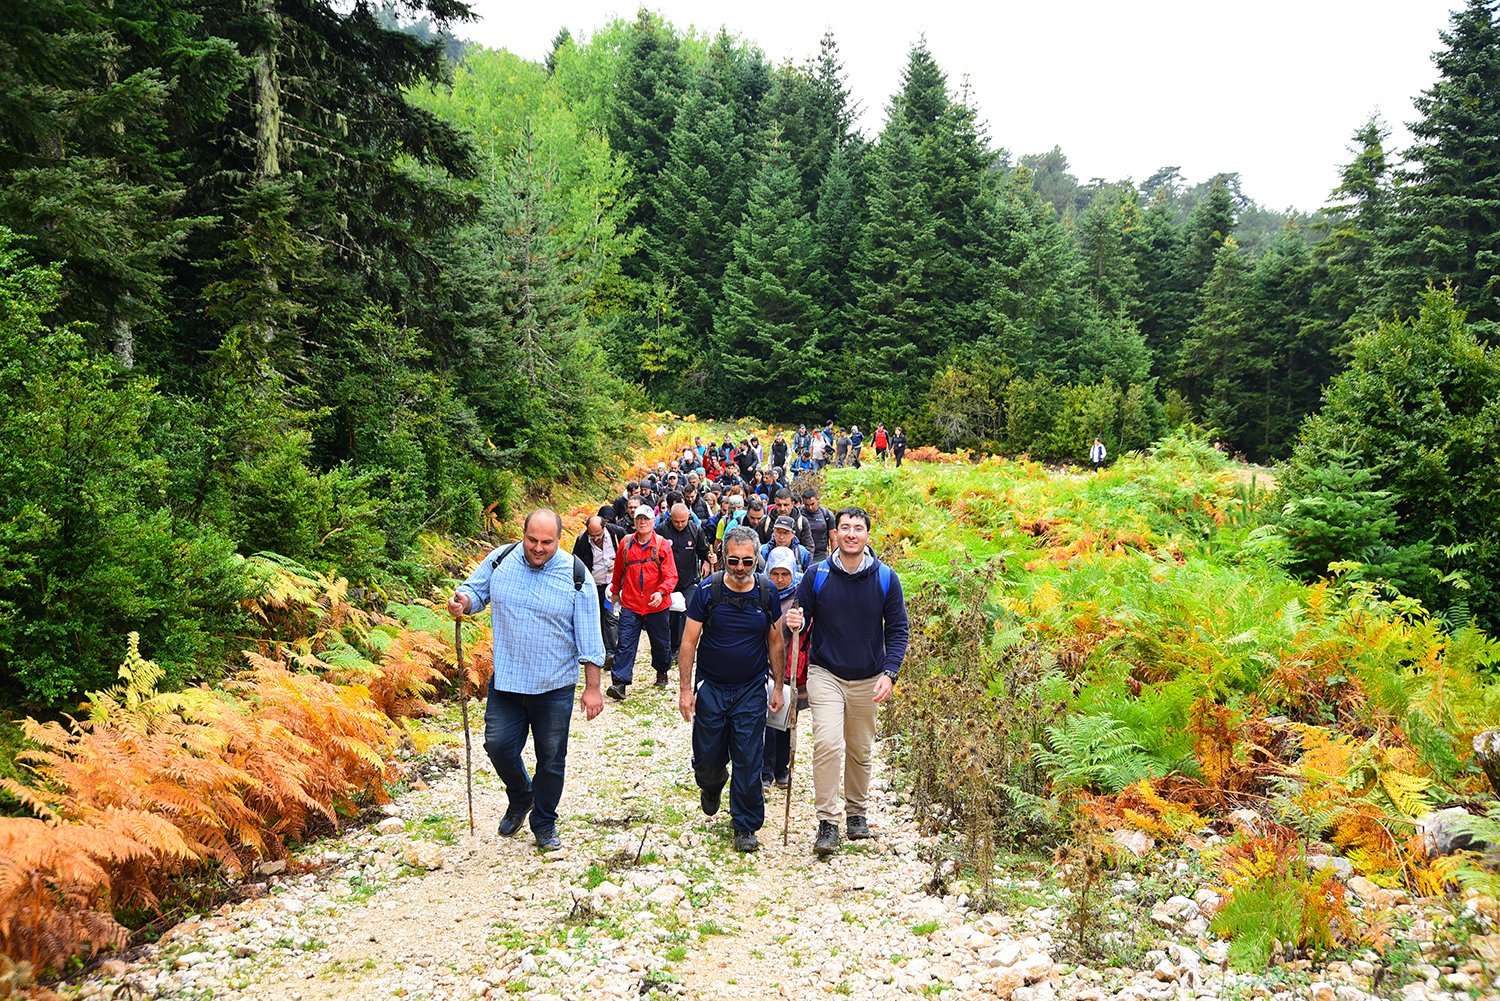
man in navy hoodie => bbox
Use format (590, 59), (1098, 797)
(784, 506), (908, 856)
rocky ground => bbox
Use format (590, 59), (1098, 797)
(46, 671), (1500, 1001)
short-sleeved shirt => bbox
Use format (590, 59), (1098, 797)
(686, 578), (773, 686)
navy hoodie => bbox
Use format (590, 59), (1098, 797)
(794, 548), (909, 681)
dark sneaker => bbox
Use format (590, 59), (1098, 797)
(606, 682), (627, 701)
(654, 671), (669, 688)
(846, 815), (872, 840)
(775, 772), (790, 788)
(535, 831), (562, 852)
(734, 830), (760, 853)
(497, 800), (532, 837)
(814, 820), (840, 856)
(700, 783), (723, 817)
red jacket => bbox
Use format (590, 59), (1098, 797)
(874, 429), (888, 449)
(611, 531), (678, 615)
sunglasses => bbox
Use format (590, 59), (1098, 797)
(724, 556), (756, 567)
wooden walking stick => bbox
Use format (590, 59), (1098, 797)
(454, 618), (475, 835)
(781, 599), (801, 846)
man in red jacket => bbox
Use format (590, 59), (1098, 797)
(607, 506), (678, 700)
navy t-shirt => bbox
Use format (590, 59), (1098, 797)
(686, 577), (773, 686)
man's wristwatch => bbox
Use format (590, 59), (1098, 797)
(882, 670), (898, 685)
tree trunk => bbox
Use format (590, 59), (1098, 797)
(111, 308), (133, 370)
(252, 0), (282, 179)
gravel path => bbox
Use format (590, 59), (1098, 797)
(59, 656), (1429, 1001)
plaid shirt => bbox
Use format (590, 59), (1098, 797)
(457, 544), (607, 695)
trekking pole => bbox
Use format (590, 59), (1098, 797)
(782, 599), (801, 846)
(454, 618), (475, 836)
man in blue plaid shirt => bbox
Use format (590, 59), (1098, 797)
(449, 509), (606, 851)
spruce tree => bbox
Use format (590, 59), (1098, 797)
(607, 9), (686, 245)
(1239, 223), (1325, 461)
(1177, 239), (1252, 440)
(811, 146), (864, 328)
(1375, 0), (1500, 332)
(714, 138), (824, 418)
(848, 127), (939, 400)
(1313, 119), (1392, 340)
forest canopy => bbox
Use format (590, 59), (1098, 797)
(6, 0), (1500, 706)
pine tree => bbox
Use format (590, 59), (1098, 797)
(811, 146), (864, 328)
(848, 127), (939, 399)
(1313, 119), (1392, 340)
(714, 138), (824, 418)
(1177, 239), (1252, 440)
(984, 167), (1083, 377)
(607, 9), (686, 245)
(1375, 0), (1500, 332)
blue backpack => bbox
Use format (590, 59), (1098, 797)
(810, 558), (892, 600)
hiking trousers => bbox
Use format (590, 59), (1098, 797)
(806, 666), (879, 823)
(483, 684), (573, 837)
(615, 607), (670, 685)
(692, 677), (768, 833)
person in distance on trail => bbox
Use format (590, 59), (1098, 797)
(678, 526), (787, 853)
(891, 427), (908, 468)
(1090, 436), (1107, 472)
(785, 506), (909, 856)
(574, 513), (626, 675)
(873, 423), (888, 464)
(662, 502), (715, 669)
(809, 430), (827, 470)
(835, 428), (850, 467)
(770, 432), (789, 470)
(755, 467), (780, 503)
(761, 546), (805, 792)
(684, 481), (713, 524)
(607, 505), (678, 699)
(793, 425), (812, 456)
(848, 426), (864, 468)
(448, 510), (606, 852)
(611, 480), (641, 522)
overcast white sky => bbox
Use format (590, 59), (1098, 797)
(459, 0), (1462, 213)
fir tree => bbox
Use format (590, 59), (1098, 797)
(1313, 119), (1392, 340)
(1177, 239), (1252, 439)
(607, 9), (686, 244)
(1375, 0), (1500, 332)
(714, 138), (824, 417)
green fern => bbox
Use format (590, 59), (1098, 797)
(1210, 877), (1303, 971)
(1034, 715), (1158, 794)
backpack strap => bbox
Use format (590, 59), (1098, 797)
(811, 558), (892, 599)
(496, 541), (586, 591)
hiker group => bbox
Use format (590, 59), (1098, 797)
(448, 429), (910, 856)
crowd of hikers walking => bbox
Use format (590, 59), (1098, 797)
(449, 426), (910, 856)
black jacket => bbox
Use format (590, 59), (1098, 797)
(771, 440), (789, 467)
(573, 522), (626, 574)
(659, 521), (712, 592)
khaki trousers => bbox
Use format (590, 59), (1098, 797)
(806, 665), (879, 822)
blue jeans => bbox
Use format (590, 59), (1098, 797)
(483, 685), (574, 837)
(692, 678), (767, 833)
(615, 607), (670, 685)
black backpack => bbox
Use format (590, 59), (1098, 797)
(700, 571), (778, 633)
(494, 542), (587, 590)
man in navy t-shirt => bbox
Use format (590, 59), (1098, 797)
(678, 526), (787, 852)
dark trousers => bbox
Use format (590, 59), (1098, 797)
(692, 677), (768, 833)
(482, 684), (573, 837)
(595, 584), (619, 662)
(615, 606), (670, 685)
(762, 725), (790, 784)
(894, 451), (904, 468)
(670, 606), (687, 656)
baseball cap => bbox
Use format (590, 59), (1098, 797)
(774, 515), (796, 532)
(633, 507), (654, 521)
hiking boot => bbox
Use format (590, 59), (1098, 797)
(734, 830), (760, 853)
(700, 783), (723, 818)
(775, 772), (790, 788)
(497, 799), (532, 838)
(534, 830), (562, 852)
(606, 682), (627, 701)
(846, 815), (872, 840)
(813, 820), (840, 856)
(654, 671), (669, 688)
